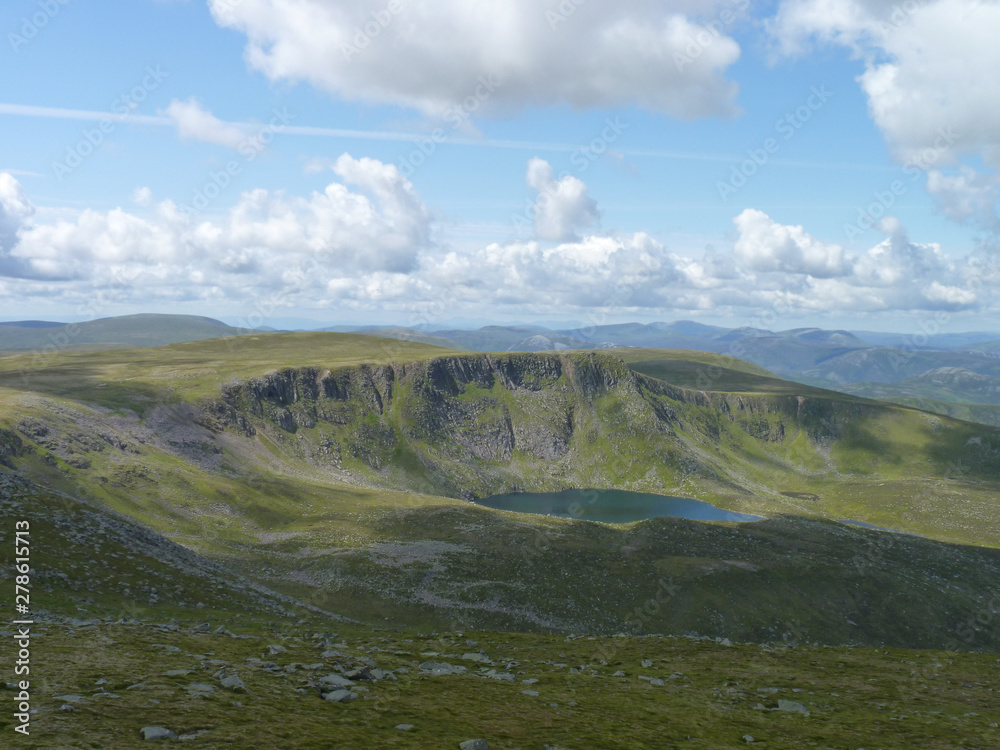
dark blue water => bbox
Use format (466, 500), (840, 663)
(475, 489), (762, 524)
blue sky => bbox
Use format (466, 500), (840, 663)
(2, 0), (999, 332)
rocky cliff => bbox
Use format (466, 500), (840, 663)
(204, 351), (975, 503)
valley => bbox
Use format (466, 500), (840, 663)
(2, 328), (999, 747)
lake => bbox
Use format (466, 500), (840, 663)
(474, 488), (762, 524)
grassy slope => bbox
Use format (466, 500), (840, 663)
(209, 349), (1000, 547)
(1, 340), (998, 642)
(852, 396), (1000, 429)
(0, 331), (453, 409)
(351, 328), (473, 351)
(0, 314), (252, 352)
(3, 342), (1000, 747)
(615, 348), (779, 378)
(3, 480), (1000, 750)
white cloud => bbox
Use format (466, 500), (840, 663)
(0, 169), (991, 321)
(525, 158), (599, 242)
(926, 167), (1000, 229)
(0, 172), (37, 278)
(164, 98), (248, 149)
(1, 157), (431, 289)
(733, 209), (849, 278)
(209, 0), (744, 119)
(427, 231), (679, 309)
(0, 173), (34, 248)
(132, 186), (153, 207)
(769, 0), (1000, 170)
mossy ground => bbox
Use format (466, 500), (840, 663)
(1, 337), (999, 747)
(3, 619), (999, 749)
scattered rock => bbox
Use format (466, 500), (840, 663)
(192, 622), (211, 633)
(60, 704), (75, 712)
(323, 689), (359, 704)
(459, 741), (489, 750)
(219, 674), (246, 692)
(521, 689), (540, 697)
(485, 670), (515, 682)
(395, 724), (415, 731)
(462, 652), (492, 664)
(140, 726), (177, 741)
(743, 735), (755, 744)
(418, 661), (467, 676)
(776, 699), (809, 716)
(318, 674), (355, 690)
(186, 683), (215, 698)
(641, 659), (652, 668)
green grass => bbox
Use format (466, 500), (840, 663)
(0, 332), (454, 410)
(3, 335), (1000, 747)
(5, 622), (1000, 749)
(616, 348), (779, 378)
(0, 313), (246, 351)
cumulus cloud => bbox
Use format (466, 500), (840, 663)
(926, 167), (1000, 230)
(769, 0), (1000, 170)
(0, 173), (34, 249)
(164, 98), (248, 149)
(730, 210), (982, 314)
(1, 169), (992, 321)
(525, 159), (599, 242)
(0, 173), (37, 278)
(209, 0), (744, 119)
(0, 156), (431, 291)
(132, 186), (153, 206)
(733, 209), (849, 278)
(423, 232), (678, 309)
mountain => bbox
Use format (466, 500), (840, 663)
(851, 330), (1000, 349)
(349, 326), (473, 351)
(0, 319), (65, 329)
(430, 325), (586, 352)
(800, 348), (1000, 385)
(3, 332), (999, 747)
(2, 334), (999, 641)
(0, 313), (249, 352)
(970, 339), (1000, 353)
(843, 367), (1000, 405)
(4, 466), (996, 748)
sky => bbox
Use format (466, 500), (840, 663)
(2, 0), (1000, 333)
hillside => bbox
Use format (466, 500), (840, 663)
(843, 368), (1000, 405)
(3, 334), (1000, 748)
(4, 474), (998, 748)
(1, 336), (999, 652)
(0, 313), (249, 352)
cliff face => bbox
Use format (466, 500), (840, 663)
(203, 352), (927, 501)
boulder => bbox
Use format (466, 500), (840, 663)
(418, 661), (467, 676)
(219, 674), (246, 692)
(140, 726), (177, 741)
(323, 689), (359, 704)
(776, 699), (809, 716)
(318, 674), (355, 690)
